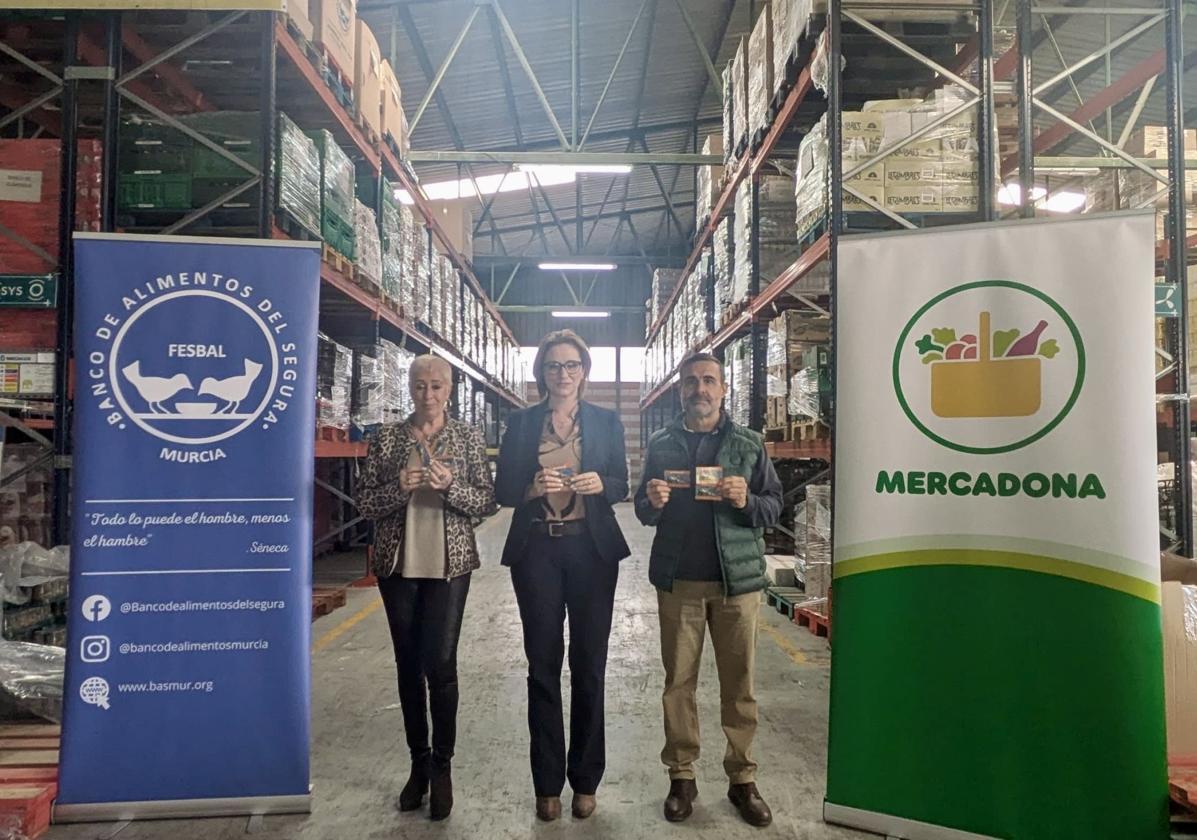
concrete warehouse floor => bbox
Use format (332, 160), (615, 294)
(49, 506), (866, 840)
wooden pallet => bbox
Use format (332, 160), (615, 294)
(795, 606), (831, 638)
(353, 267), (383, 298)
(792, 419), (829, 441)
(311, 586), (348, 620)
(355, 113), (381, 148)
(1170, 765), (1197, 814)
(765, 586), (804, 620)
(276, 207), (321, 242)
(322, 242), (352, 275)
(764, 426), (788, 443)
(317, 425), (349, 444)
(720, 299), (750, 328)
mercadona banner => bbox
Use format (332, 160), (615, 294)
(826, 212), (1167, 840)
(57, 233), (320, 821)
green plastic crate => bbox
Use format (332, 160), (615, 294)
(118, 174), (192, 211)
(307, 129), (356, 221)
(182, 112), (262, 180)
(276, 112), (322, 237)
(322, 209), (356, 260)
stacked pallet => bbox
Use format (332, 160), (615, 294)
(0, 723), (60, 839)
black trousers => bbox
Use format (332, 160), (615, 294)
(510, 532), (619, 797)
(378, 573), (471, 768)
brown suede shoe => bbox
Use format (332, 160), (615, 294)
(728, 783), (772, 827)
(664, 779), (698, 822)
(536, 796), (562, 822)
(572, 793), (596, 819)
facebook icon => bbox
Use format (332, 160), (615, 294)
(81, 595), (111, 623)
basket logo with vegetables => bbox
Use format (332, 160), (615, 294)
(893, 281), (1085, 456)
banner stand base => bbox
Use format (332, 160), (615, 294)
(823, 802), (1003, 840)
(54, 793), (312, 824)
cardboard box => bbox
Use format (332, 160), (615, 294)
(885, 160), (940, 187)
(313, 0), (355, 80)
(431, 200), (473, 260)
(886, 186), (942, 213)
(1163, 582), (1197, 757)
(285, 0), (314, 43)
(354, 20), (383, 138)
(380, 60), (409, 155)
(940, 184), (979, 213)
(696, 134), (725, 221)
(844, 156), (883, 186)
(1125, 126), (1197, 160)
(748, 3), (774, 137)
(941, 161), (980, 186)
(863, 98), (922, 113)
(843, 182), (885, 212)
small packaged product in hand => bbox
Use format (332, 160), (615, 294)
(664, 469), (691, 489)
(694, 466), (723, 501)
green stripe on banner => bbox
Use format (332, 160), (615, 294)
(826, 563), (1169, 840)
(834, 547), (1160, 604)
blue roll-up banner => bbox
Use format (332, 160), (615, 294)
(56, 233), (321, 822)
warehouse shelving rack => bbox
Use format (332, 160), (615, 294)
(0, 9), (527, 544)
(640, 0), (1191, 552)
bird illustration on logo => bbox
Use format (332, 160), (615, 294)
(198, 360), (264, 415)
(120, 358), (263, 419)
(120, 362), (193, 414)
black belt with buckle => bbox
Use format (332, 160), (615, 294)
(531, 520), (587, 538)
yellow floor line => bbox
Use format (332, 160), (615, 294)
(311, 597), (383, 654)
(760, 615), (809, 666)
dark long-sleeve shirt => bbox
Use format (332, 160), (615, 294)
(635, 413), (783, 582)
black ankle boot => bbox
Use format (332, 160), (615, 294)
(398, 756), (430, 812)
(429, 760), (452, 821)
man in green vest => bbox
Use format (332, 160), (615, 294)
(634, 352), (783, 827)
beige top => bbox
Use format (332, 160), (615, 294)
(538, 409), (585, 521)
(400, 447), (447, 578)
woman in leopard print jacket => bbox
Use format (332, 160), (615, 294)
(356, 355), (496, 822)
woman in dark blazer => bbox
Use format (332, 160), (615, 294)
(494, 329), (630, 823)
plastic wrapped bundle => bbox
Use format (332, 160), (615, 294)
(724, 337), (751, 427)
(732, 182), (753, 304)
(747, 4), (773, 141)
(352, 349), (385, 429)
(684, 271), (705, 350)
(308, 130), (356, 259)
(0, 640), (64, 722)
(759, 175), (801, 284)
(427, 251), (443, 332)
(379, 339), (416, 421)
(650, 269), (685, 329)
(722, 61), (736, 167)
(788, 367), (820, 419)
(714, 218), (734, 316)
(732, 38), (748, 154)
(443, 258), (459, 343)
(316, 334), (352, 430)
(402, 208), (428, 321)
(276, 111), (322, 236)
(802, 485), (832, 602)
(354, 200), (383, 285)
(381, 198), (403, 305)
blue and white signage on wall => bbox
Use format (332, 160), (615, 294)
(57, 233), (321, 822)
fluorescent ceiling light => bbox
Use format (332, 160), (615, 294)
(539, 262), (617, 271)
(997, 183), (1047, 206)
(552, 310), (611, 318)
(1041, 190), (1087, 213)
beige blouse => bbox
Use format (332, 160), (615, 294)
(538, 409), (585, 521)
(400, 447), (447, 578)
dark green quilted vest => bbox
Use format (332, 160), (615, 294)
(646, 418), (770, 597)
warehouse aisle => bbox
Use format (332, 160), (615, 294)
(49, 506), (864, 840)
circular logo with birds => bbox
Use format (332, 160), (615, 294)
(892, 281), (1085, 455)
(110, 290), (279, 445)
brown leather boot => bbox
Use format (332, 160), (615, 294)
(536, 796), (562, 822)
(571, 793), (596, 819)
(664, 779), (698, 822)
(728, 782), (772, 827)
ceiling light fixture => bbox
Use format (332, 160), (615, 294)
(551, 310), (611, 318)
(539, 262), (617, 271)
(1041, 190), (1088, 213)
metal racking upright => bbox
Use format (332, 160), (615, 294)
(0, 8), (527, 548)
(640, 0), (1192, 553)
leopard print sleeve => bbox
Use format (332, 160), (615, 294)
(443, 423), (497, 520)
(356, 425), (410, 521)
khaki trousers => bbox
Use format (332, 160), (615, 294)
(657, 581), (759, 784)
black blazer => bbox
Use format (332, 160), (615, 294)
(495, 400), (631, 567)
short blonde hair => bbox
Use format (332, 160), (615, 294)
(409, 353), (452, 381)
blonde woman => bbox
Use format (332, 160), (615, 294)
(357, 354), (496, 821)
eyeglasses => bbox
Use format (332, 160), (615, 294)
(543, 361), (584, 376)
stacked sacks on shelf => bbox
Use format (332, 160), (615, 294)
(695, 134), (724, 232)
(428, 249), (443, 334)
(770, 0), (813, 100)
(316, 333), (353, 431)
(380, 183), (403, 306)
(747, 3), (773, 143)
(768, 311), (831, 428)
(731, 39), (750, 158)
(713, 217), (735, 319)
(351, 348), (385, 433)
(401, 205), (428, 322)
(353, 199), (383, 286)
(722, 61), (737, 168)
(379, 339), (416, 420)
